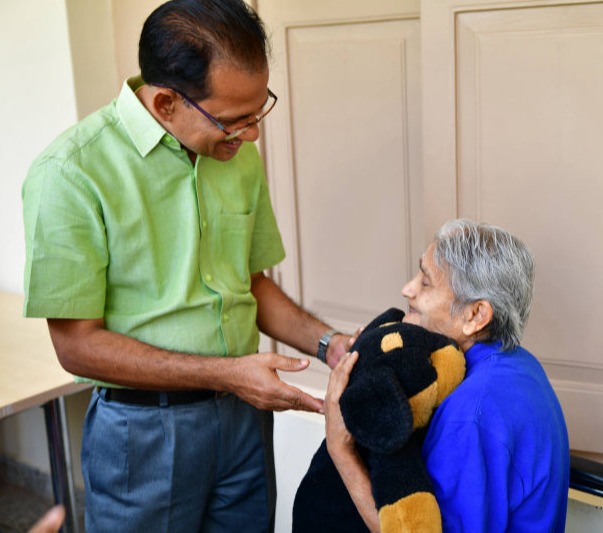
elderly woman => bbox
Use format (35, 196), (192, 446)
(326, 219), (569, 532)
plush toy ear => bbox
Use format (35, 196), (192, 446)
(361, 307), (405, 334)
(431, 344), (466, 405)
(340, 366), (414, 454)
(349, 307), (405, 355)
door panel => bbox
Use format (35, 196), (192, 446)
(287, 20), (420, 325)
(259, 1), (422, 368)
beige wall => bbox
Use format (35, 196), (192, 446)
(0, 0), (80, 481)
(65, 0), (120, 118)
(0, 0), (77, 296)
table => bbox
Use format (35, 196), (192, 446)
(0, 290), (90, 533)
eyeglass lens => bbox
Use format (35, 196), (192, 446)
(223, 91), (277, 140)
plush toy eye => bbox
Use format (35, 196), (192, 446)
(381, 332), (404, 352)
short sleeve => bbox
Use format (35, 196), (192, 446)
(249, 170), (285, 274)
(23, 156), (108, 318)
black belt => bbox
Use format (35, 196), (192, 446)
(99, 387), (224, 406)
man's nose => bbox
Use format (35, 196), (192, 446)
(239, 123), (260, 142)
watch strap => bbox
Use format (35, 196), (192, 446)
(317, 329), (339, 364)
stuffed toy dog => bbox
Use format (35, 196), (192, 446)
(292, 307), (465, 532)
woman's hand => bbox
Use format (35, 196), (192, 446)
(325, 351), (359, 455)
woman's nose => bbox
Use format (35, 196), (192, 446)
(401, 274), (418, 299)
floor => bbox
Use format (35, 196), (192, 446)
(0, 481), (54, 533)
(0, 481), (84, 533)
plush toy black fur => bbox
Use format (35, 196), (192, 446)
(292, 307), (465, 532)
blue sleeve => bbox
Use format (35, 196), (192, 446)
(423, 420), (514, 532)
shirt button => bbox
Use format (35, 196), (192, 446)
(205, 274), (212, 282)
(202, 220), (208, 229)
(164, 135), (178, 147)
(224, 315), (230, 322)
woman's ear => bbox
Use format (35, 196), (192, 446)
(462, 300), (493, 337)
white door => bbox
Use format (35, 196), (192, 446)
(422, 0), (603, 454)
(258, 0), (423, 382)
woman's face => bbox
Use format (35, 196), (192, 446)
(401, 243), (472, 350)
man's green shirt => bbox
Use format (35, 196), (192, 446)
(22, 77), (285, 384)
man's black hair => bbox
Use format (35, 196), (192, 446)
(139, 0), (268, 100)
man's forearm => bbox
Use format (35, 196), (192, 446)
(47, 317), (236, 391)
(47, 316), (325, 412)
(252, 272), (329, 355)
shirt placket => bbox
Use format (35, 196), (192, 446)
(194, 159), (230, 356)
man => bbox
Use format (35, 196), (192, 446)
(325, 219), (569, 532)
(22, 1), (348, 531)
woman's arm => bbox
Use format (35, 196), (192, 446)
(324, 351), (380, 532)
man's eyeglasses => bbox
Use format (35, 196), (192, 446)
(155, 84), (277, 140)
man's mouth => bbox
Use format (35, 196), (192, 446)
(223, 139), (242, 148)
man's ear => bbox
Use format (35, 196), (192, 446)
(152, 89), (178, 122)
(462, 300), (493, 337)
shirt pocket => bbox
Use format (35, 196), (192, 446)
(207, 211), (256, 294)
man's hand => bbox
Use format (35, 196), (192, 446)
(227, 352), (324, 413)
(325, 333), (353, 369)
(324, 324), (366, 369)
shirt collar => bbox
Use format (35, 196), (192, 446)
(116, 76), (175, 157)
(464, 340), (504, 371)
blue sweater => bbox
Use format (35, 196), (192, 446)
(423, 341), (569, 532)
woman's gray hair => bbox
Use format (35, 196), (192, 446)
(432, 219), (535, 351)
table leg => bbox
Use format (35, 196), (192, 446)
(43, 397), (79, 533)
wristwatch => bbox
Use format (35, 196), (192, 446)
(317, 329), (340, 364)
